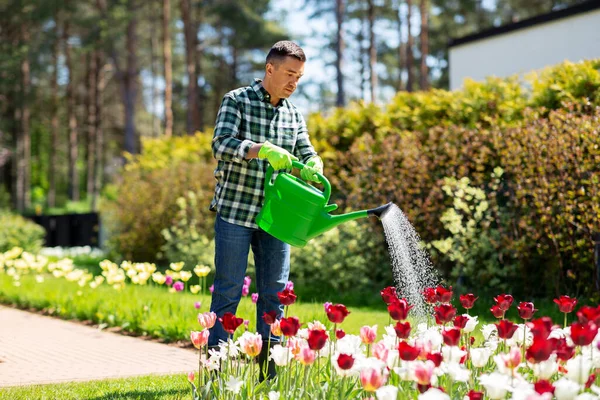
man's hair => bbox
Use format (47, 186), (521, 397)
(266, 41), (306, 66)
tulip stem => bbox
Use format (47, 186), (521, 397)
(564, 312), (567, 329)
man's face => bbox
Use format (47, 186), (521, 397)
(265, 56), (305, 100)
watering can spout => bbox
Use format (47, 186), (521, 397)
(367, 202), (393, 219)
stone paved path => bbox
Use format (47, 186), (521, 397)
(0, 306), (198, 387)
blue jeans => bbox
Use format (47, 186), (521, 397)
(208, 214), (290, 347)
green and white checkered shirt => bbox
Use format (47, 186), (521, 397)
(210, 79), (318, 228)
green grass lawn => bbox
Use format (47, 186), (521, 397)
(0, 273), (391, 341)
(0, 374), (189, 400)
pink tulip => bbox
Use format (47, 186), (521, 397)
(241, 285), (249, 297)
(285, 280), (294, 291)
(297, 345), (316, 365)
(239, 332), (262, 357)
(165, 276), (173, 286)
(173, 281), (184, 292)
(372, 341), (389, 363)
(187, 371), (195, 383)
(271, 319), (282, 336)
(360, 367), (387, 392)
(360, 325), (378, 345)
(190, 329), (210, 349)
(194, 301), (202, 309)
(414, 360), (436, 385)
(198, 311), (217, 329)
(209, 284), (214, 293)
(251, 293), (259, 304)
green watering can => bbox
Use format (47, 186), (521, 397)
(256, 160), (393, 247)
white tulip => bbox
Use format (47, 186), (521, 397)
(270, 344), (292, 366)
(376, 385), (398, 400)
(566, 355), (592, 384)
(479, 372), (511, 400)
(418, 387), (450, 400)
(470, 347), (492, 368)
(463, 314), (479, 333)
(482, 323), (498, 341)
(442, 346), (466, 364)
(554, 378), (582, 400)
(575, 394), (598, 400)
(268, 391), (280, 400)
(444, 362), (471, 382)
(530, 355), (558, 380)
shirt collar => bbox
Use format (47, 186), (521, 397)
(252, 78), (285, 107)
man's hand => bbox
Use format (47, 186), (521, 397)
(257, 141), (298, 170)
(300, 156), (323, 183)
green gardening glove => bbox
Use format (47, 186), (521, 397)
(300, 156), (324, 183)
(258, 141), (298, 170)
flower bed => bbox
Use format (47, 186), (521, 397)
(185, 287), (600, 400)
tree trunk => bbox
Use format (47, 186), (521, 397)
(196, 1), (204, 129)
(180, 0), (200, 134)
(64, 16), (79, 201)
(419, 0), (429, 90)
(86, 51), (97, 202)
(150, 1), (159, 137)
(367, 0), (377, 103)
(406, 0), (415, 92)
(49, 24), (60, 209)
(358, 13), (367, 100)
(163, 0), (173, 137)
(92, 52), (106, 211)
(335, 0), (345, 107)
(19, 25), (31, 211)
(395, 0), (404, 91)
(123, 0), (138, 154)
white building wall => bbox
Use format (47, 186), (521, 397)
(449, 9), (600, 90)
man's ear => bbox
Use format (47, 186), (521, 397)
(265, 63), (273, 76)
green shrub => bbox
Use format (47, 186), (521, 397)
(101, 133), (216, 262)
(159, 190), (215, 270)
(0, 211), (46, 253)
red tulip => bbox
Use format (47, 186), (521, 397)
(280, 316), (300, 337)
(517, 302), (537, 320)
(434, 304), (457, 325)
(398, 341), (420, 361)
(526, 337), (554, 363)
(277, 289), (297, 306)
(570, 321), (598, 346)
(460, 346), (468, 364)
(586, 374), (596, 389)
(307, 329), (328, 351)
(380, 286), (398, 305)
(490, 305), (505, 319)
(495, 319), (518, 339)
(527, 317), (553, 340)
(554, 295), (577, 313)
(442, 328), (461, 346)
(337, 353), (355, 370)
(534, 380), (555, 395)
(326, 304), (350, 324)
(435, 285), (453, 303)
(576, 305), (600, 325)
(454, 315), (469, 329)
(426, 352), (443, 367)
(422, 287), (437, 304)
(466, 390), (484, 400)
(459, 294), (478, 310)
(554, 338), (575, 361)
(394, 321), (411, 339)
(262, 311), (278, 325)
(219, 312), (244, 334)
(388, 298), (413, 321)
(494, 294), (514, 311)
(336, 329), (346, 339)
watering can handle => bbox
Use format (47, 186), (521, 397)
(291, 160), (332, 203)
(264, 161), (331, 203)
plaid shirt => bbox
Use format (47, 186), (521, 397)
(210, 79), (318, 228)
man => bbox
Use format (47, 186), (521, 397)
(208, 41), (323, 379)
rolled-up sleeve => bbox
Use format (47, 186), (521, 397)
(293, 112), (318, 163)
(212, 94), (255, 163)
